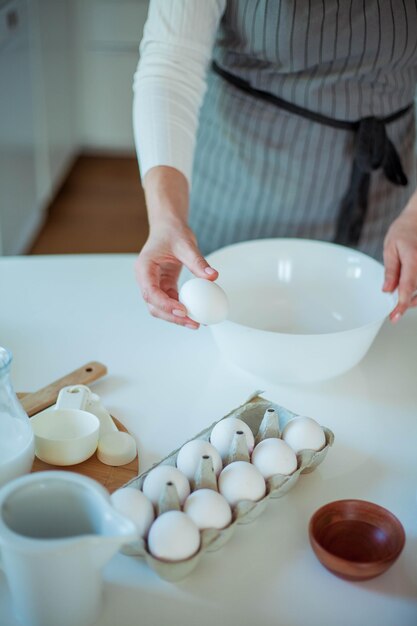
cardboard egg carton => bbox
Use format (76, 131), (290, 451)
(123, 392), (334, 581)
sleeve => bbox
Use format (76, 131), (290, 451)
(132, 0), (226, 185)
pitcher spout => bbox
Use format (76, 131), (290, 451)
(91, 507), (138, 568)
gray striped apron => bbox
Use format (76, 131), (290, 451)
(189, 0), (417, 261)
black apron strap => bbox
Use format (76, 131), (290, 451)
(334, 117), (408, 245)
(212, 61), (411, 247)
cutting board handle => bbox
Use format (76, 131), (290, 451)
(20, 362), (108, 417)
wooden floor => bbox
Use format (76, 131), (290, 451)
(29, 156), (149, 255)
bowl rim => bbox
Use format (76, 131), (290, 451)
(31, 408), (100, 443)
(207, 238), (396, 337)
(308, 498), (406, 566)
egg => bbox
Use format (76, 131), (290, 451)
(218, 461), (266, 507)
(210, 417), (255, 460)
(147, 510), (201, 561)
(184, 489), (232, 530)
(282, 416), (326, 453)
(142, 465), (190, 506)
(251, 438), (298, 479)
(176, 439), (223, 480)
(110, 487), (154, 538)
(178, 278), (229, 325)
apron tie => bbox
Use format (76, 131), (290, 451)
(212, 61), (411, 247)
(334, 116), (408, 246)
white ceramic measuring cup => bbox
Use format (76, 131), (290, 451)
(30, 388), (100, 465)
(0, 471), (137, 626)
(58, 385), (137, 466)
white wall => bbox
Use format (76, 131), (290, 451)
(75, 0), (149, 153)
(33, 0), (78, 209)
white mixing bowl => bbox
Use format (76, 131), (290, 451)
(206, 239), (395, 384)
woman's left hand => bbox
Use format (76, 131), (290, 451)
(383, 189), (417, 322)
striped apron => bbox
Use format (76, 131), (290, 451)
(189, 0), (417, 260)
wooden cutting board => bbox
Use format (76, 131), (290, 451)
(18, 362), (139, 493)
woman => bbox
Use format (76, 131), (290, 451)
(133, 0), (417, 329)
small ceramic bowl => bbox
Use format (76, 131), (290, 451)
(309, 499), (405, 581)
(31, 409), (100, 466)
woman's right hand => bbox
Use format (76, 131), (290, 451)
(135, 165), (218, 328)
(135, 220), (218, 328)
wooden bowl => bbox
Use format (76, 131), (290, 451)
(309, 499), (405, 581)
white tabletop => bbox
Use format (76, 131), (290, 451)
(0, 254), (416, 626)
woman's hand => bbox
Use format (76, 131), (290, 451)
(135, 222), (217, 328)
(135, 166), (218, 328)
(383, 189), (417, 322)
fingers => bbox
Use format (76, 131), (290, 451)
(148, 304), (199, 329)
(386, 249), (417, 323)
(165, 287), (179, 301)
(134, 249), (200, 328)
(382, 241), (400, 292)
(390, 260), (417, 322)
(135, 256), (182, 316)
(178, 243), (218, 281)
(134, 226), (218, 326)
(139, 273), (199, 328)
(383, 203), (417, 323)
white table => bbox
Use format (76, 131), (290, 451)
(1, 254), (416, 626)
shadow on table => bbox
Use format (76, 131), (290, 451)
(358, 533), (417, 599)
(310, 315), (417, 408)
(102, 573), (292, 626)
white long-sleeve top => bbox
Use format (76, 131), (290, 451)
(133, 0), (226, 185)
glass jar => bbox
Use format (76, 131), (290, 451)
(0, 346), (35, 487)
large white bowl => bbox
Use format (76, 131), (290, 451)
(206, 239), (396, 384)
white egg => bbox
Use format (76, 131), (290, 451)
(282, 416), (326, 453)
(142, 465), (190, 506)
(176, 439), (223, 480)
(218, 461), (266, 507)
(147, 510), (201, 561)
(178, 278), (229, 325)
(184, 489), (232, 530)
(110, 487), (154, 538)
(251, 438), (298, 479)
(210, 417), (255, 460)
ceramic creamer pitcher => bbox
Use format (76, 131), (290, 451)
(0, 471), (138, 626)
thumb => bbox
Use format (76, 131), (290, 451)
(177, 239), (218, 281)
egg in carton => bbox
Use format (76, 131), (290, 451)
(120, 392), (334, 581)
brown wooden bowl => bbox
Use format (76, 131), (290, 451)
(309, 499), (405, 581)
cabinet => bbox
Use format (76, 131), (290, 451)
(0, 0), (148, 255)
(35, 0), (77, 204)
(0, 0), (77, 255)
(0, 0), (40, 255)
